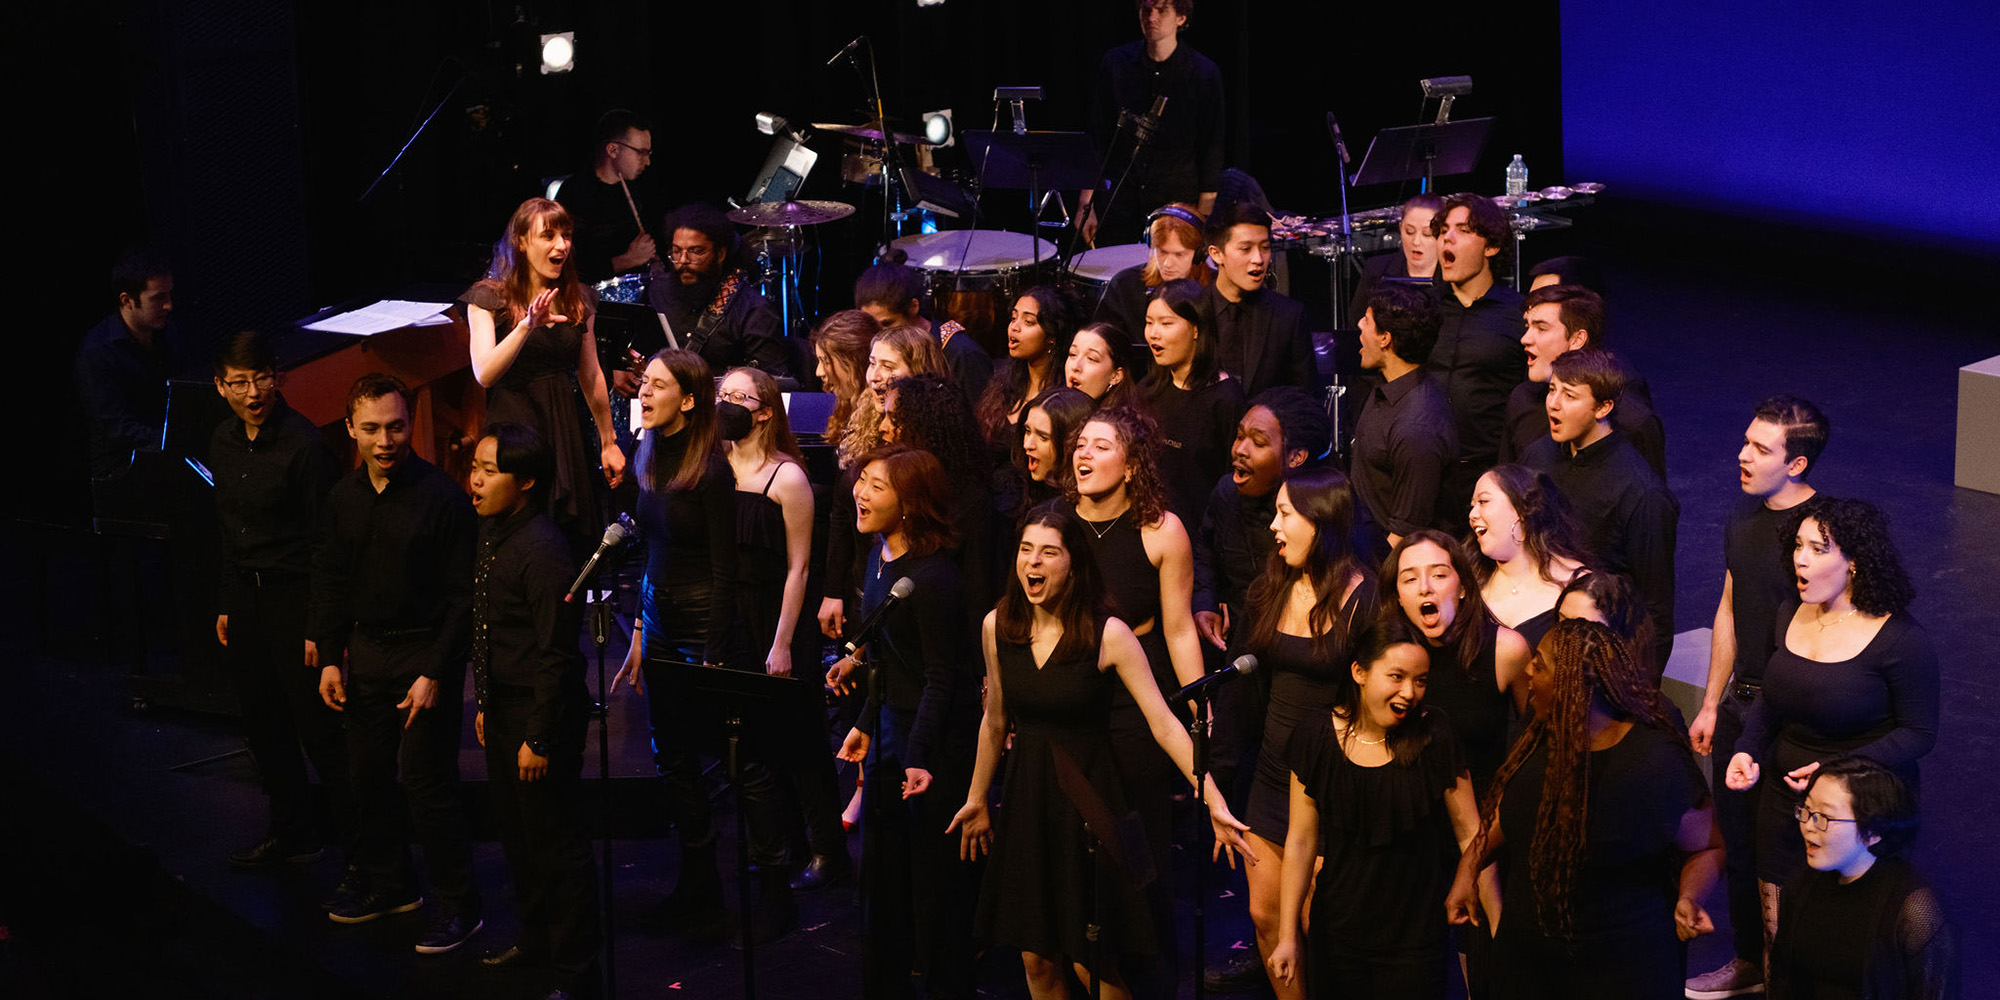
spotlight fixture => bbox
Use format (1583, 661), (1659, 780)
(922, 109), (954, 147)
(540, 32), (575, 75)
(755, 112), (790, 136)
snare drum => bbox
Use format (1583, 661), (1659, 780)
(592, 272), (648, 305)
(891, 230), (1056, 356)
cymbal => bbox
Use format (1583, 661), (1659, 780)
(727, 200), (857, 228)
(813, 121), (929, 145)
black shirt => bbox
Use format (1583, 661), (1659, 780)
(1723, 494), (1821, 684)
(555, 171), (647, 284)
(1208, 285), (1316, 400)
(1351, 367), (1459, 540)
(309, 455), (474, 676)
(636, 425), (741, 666)
(654, 278), (793, 380)
(1150, 376), (1247, 530)
(940, 323), (995, 404)
(75, 313), (190, 478)
(472, 505), (584, 746)
(1087, 41), (1226, 239)
(1500, 376), (1668, 482)
(1521, 429), (1679, 666)
(1091, 266), (1150, 346)
(1192, 478), (1277, 619)
(854, 543), (977, 772)
(209, 397), (340, 613)
(1428, 280), (1527, 469)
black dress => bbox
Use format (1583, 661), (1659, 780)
(977, 626), (1156, 960)
(462, 282), (606, 547)
(734, 461), (818, 672)
(1288, 709), (1465, 998)
(1243, 584), (1376, 844)
(1509, 607), (1558, 651)
(1490, 723), (1707, 1000)
(1422, 617), (1513, 796)
(1738, 602), (1939, 883)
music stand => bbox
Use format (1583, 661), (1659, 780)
(645, 656), (808, 1000)
(1351, 117), (1496, 193)
(962, 130), (1101, 270)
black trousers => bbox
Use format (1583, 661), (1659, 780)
(1711, 688), (1764, 960)
(862, 705), (980, 1000)
(486, 687), (599, 976)
(345, 633), (480, 914)
(639, 642), (792, 869)
(224, 576), (353, 848)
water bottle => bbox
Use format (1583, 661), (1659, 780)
(1505, 154), (1529, 197)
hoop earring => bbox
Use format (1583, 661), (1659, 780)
(1511, 521), (1524, 543)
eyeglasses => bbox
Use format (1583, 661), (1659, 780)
(614, 140), (654, 160)
(668, 245), (714, 261)
(717, 389), (762, 407)
(221, 374), (277, 395)
(1793, 803), (1861, 833)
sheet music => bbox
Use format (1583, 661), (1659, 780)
(303, 300), (453, 336)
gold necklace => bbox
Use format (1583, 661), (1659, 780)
(1354, 731), (1387, 746)
(1085, 509), (1125, 539)
(1816, 606), (1859, 632)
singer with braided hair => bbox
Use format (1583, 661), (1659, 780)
(1446, 619), (1722, 1000)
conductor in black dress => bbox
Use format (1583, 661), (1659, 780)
(1082, 0), (1226, 248)
(467, 423), (601, 995)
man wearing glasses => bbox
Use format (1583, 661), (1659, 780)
(208, 330), (354, 874)
(557, 109), (658, 284)
(651, 202), (794, 381)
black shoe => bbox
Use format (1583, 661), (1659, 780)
(320, 863), (367, 911)
(788, 852), (853, 892)
(229, 835), (325, 869)
(1202, 949), (1271, 994)
(327, 887), (423, 924)
(414, 911), (484, 955)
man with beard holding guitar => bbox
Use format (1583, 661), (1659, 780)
(648, 203), (793, 382)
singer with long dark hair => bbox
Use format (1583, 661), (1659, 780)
(951, 504), (1254, 1000)
(1233, 467), (1373, 999)
(610, 348), (773, 942)
(1468, 464), (1592, 649)
(1446, 620), (1722, 1000)
(463, 197), (626, 553)
(977, 286), (1076, 457)
(823, 445), (982, 999)
(1265, 629), (1481, 998)
(1015, 386), (1097, 516)
(1142, 277), (1246, 527)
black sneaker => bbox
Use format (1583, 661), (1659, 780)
(229, 836), (325, 869)
(414, 911), (484, 955)
(320, 864), (367, 911)
(788, 852), (854, 892)
(328, 887), (423, 924)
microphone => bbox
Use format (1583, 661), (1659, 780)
(825, 35), (863, 67)
(1171, 654), (1258, 702)
(842, 576), (916, 656)
(564, 514), (637, 603)
(1326, 112), (1350, 166)
(1130, 94), (1169, 148)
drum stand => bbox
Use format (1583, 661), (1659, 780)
(755, 229), (808, 338)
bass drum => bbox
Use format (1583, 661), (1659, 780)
(1067, 243), (1151, 314)
(891, 230), (1056, 357)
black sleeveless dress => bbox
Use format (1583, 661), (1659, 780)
(1422, 616), (1512, 796)
(1244, 584), (1377, 844)
(1509, 607), (1558, 651)
(734, 461), (818, 672)
(461, 281), (606, 547)
(976, 628), (1156, 959)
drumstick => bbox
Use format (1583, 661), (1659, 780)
(618, 178), (648, 235)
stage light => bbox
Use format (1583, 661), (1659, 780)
(923, 109), (954, 147)
(540, 32), (575, 75)
(916, 0), (946, 6)
(756, 112), (790, 136)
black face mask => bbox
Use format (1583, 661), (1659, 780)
(716, 401), (755, 441)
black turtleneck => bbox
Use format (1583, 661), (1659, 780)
(635, 423), (740, 665)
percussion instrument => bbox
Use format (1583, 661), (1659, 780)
(890, 230), (1057, 356)
(726, 199), (856, 228)
(592, 272), (648, 305)
(1067, 243), (1151, 292)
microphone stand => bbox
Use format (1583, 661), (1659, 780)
(1186, 691), (1215, 1000)
(584, 577), (619, 999)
